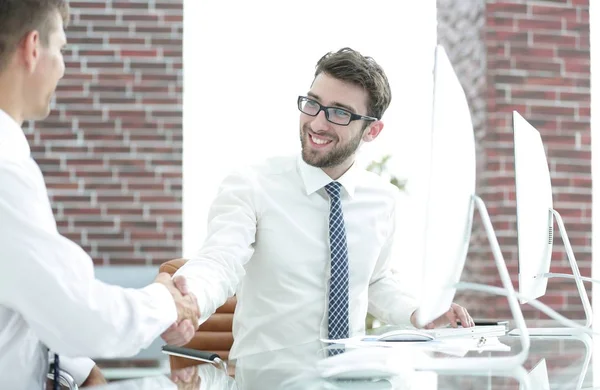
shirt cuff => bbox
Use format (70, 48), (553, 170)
(57, 356), (96, 386)
(174, 264), (214, 327)
(143, 283), (178, 329)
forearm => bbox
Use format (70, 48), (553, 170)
(176, 169), (257, 324)
(368, 274), (419, 326)
(0, 167), (178, 358)
(2, 232), (177, 357)
(175, 252), (246, 325)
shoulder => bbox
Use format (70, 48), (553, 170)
(249, 154), (297, 176)
(0, 160), (39, 197)
(358, 169), (403, 199)
(216, 154), (298, 194)
(225, 154), (297, 181)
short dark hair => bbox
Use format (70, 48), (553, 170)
(314, 47), (392, 121)
(0, 0), (70, 70)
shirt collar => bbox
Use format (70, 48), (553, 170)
(0, 108), (29, 159)
(297, 154), (360, 198)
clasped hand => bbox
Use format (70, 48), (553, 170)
(155, 273), (200, 346)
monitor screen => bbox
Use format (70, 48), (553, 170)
(415, 45), (476, 327)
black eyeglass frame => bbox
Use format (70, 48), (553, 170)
(297, 96), (379, 126)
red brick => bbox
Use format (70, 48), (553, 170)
(557, 48), (590, 59)
(517, 18), (562, 30)
(530, 5), (578, 19)
(532, 32), (577, 47)
(120, 49), (159, 58)
(69, 1), (107, 8)
(514, 58), (562, 72)
(487, 3), (527, 14)
(530, 105), (576, 116)
(112, 1), (150, 9)
(511, 89), (557, 100)
(80, 13), (118, 22)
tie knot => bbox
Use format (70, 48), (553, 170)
(325, 181), (342, 199)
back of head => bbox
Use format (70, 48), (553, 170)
(0, 0), (70, 72)
(314, 47), (392, 121)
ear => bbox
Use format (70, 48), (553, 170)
(362, 121), (384, 143)
(19, 30), (42, 73)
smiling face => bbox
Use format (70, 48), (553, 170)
(299, 72), (383, 178)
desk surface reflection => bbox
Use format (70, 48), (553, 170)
(92, 334), (597, 390)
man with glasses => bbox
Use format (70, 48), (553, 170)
(165, 48), (474, 358)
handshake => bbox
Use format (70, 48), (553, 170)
(155, 272), (200, 346)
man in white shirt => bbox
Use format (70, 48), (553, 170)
(0, 1), (199, 388)
(166, 48), (475, 358)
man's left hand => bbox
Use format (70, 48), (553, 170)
(82, 365), (107, 387)
(411, 302), (474, 329)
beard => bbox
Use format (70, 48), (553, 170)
(300, 123), (363, 168)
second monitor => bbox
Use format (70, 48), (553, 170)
(509, 111), (592, 336)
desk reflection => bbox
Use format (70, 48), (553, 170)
(92, 336), (594, 390)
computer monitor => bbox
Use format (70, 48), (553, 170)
(412, 45), (530, 371)
(413, 44), (475, 326)
(511, 111), (592, 335)
(513, 111), (553, 303)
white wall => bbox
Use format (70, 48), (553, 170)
(182, 0), (438, 292)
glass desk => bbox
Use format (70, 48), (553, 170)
(92, 334), (596, 389)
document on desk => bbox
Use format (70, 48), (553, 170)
(430, 324), (507, 339)
(321, 335), (511, 357)
(317, 345), (419, 381)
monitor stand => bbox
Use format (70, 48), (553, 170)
(509, 208), (593, 337)
(414, 195), (531, 372)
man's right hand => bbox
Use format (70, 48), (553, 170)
(155, 273), (200, 346)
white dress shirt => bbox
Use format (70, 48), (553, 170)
(176, 154), (419, 359)
(0, 109), (178, 389)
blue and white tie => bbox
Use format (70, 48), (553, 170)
(325, 182), (350, 342)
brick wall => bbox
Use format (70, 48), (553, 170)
(24, 0), (183, 266)
(438, 0), (591, 321)
(484, 0), (591, 320)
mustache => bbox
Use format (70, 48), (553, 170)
(302, 124), (338, 142)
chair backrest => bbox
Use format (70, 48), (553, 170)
(159, 259), (237, 370)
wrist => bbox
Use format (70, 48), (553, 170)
(410, 310), (419, 328)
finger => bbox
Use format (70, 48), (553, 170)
(163, 321), (195, 346)
(162, 323), (186, 344)
(155, 272), (173, 284)
(181, 367), (193, 382)
(447, 309), (458, 328)
(174, 276), (189, 295)
(466, 310), (475, 328)
(454, 306), (471, 328)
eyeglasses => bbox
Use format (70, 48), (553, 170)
(297, 96), (378, 126)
